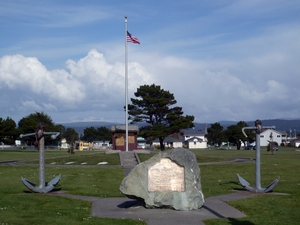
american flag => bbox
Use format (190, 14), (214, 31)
(127, 31), (140, 44)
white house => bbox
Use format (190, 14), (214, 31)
(184, 137), (206, 149)
(152, 137), (183, 148)
(290, 138), (300, 147)
(259, 129), (283, 146)
(182, 130), (207, 149)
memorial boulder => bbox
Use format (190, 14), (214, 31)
(119, 148), (205, 210)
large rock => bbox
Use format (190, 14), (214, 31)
(119, 148), (205, 210)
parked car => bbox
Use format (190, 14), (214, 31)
(272, 142), (279, 151)
(246, 143), (255, 150)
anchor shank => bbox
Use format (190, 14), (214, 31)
(38, 131), (46, 191)
(255, 132), (262, 190)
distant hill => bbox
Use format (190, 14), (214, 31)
(58, 119), (300, 134)
(59, 121), (122, 133)
(192, 119), (300, 133)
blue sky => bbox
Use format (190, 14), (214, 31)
(1, 0), (300, 125)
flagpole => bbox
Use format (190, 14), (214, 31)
(125, 16), (129, 152)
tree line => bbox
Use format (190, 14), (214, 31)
(206, 121), (255, 149)
(0, 112), (254, 150)
(0, 112), (111, 147)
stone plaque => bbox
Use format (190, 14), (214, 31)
(148, 158), (185, 192)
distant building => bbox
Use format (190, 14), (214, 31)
(92, 140), (111, 150)
(111, 125), (138, 151)
(60, 138), (70, 150)
(259, 129), (284, 146)
(137, 137), (146, 149)
(182, 130), (207, 149)
(152, 137), (183, 148)
(290, 138), (300, 147)
(75, 141), (92, 151)
(15, 140), (21, 146)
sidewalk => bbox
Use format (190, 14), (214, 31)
(50, 191), (261, 225)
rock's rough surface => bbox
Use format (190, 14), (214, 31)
(119, 148), (205, 210)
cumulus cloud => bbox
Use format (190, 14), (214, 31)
(0, 54), (85, 104)
(0, 49), (151, 122)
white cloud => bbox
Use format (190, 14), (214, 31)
(0, 54), (86, 104)
(20, 100), (43, 111)
(0, 49), (151, 123)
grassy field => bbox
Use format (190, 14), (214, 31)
(1, 147), (300, 224)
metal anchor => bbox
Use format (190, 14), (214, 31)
(20, 123), (61, 193)
(237, 119), (280, 193)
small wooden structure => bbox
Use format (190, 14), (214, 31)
(111, 125), (138, 151)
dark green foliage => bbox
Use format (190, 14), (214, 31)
(82, 126), (112, 142)
(0, 116), (17, 144)
(206, 122), (225, 147)
(18, 112), (56, 133)
(64, 127), (79, 143)
(128, 84), (194, 150)
(17, 112), (62, 145)
(224, 121), (254, 150)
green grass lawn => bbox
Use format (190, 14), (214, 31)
(1, 147), (300, 224)
(0, 149), (121, 165)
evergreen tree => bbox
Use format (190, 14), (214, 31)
(128, 84), (194, 151)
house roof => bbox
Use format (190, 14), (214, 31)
(153, 137), (182, 143)
(290, 138), (300, 143)
(185, 136), (203, 142)
(111, 125), (139, 132)
(183, 130), (206, 136)
(277, 130), (287, 135)
(260, 129), (283, 135)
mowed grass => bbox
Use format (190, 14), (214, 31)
(0, 149), (121, 165)
(1, 147), (300, 224)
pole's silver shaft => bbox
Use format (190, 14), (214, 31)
(125, 16), (129, 152)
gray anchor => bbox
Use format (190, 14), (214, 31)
(20, 123), (61, 193)
(237, 119), (280, 192)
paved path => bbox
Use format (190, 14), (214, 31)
(119, 151), (140, 176)
(49, 190), (262, 225)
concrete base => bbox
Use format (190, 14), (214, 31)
(49, 191), (264, 225)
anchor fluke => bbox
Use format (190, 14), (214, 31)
(264, 177), (280, 193)
(48, 174), (61, 186)
(237, 173), (250, 187)
(21, 174), (61, 193)
(237, 174), (280, 193)
(237, 174), (255, 192)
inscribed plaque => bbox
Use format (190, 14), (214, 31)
(148, 158), (185, 192)
(116, 135), (125, 146)
(128, 136), (135, 143)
